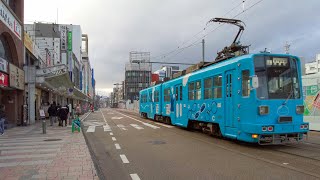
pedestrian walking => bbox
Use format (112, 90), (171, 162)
(58, 105), (69, 127)
(76, 103), (81, 118)
(0, 105), (6, 135)
(48, 103), (57, 126)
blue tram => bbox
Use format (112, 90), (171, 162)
(140, 53), (309, 144)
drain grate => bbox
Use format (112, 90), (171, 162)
(43, 139), (62, 142)
(148, 140), (166, 145)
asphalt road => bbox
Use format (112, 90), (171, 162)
(82, 108), (320, 180)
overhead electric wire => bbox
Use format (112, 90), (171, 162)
(151, 0), (246, 61)
(152, 0), (264, 63)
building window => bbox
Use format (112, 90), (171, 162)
(242, 70), (250, 97)
(0, 35), (12, 62)
(164, 88), (170, 102)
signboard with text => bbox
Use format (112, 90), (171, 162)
(60, 25), (67, 50)
(0, 1), (22, 40)
(0, 72), (8, 87)
(9, 63), (24, 90)
(67, 31), (72, 51)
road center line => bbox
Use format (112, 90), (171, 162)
(112, 137), (116, 141)
(110, 132), (113, 136)
(114, 111), (143, 123)
(100, 109), (108, 123)
(155, 122), (174, 128)
(120, 154), (129, 163)
(130, 174), (141, 180)
(115, 143), (121, 149)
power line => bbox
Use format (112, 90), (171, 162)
(151, 0), (246, 60)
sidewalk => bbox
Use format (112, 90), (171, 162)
(0, 113), (99, 180)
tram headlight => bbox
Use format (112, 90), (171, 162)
(258, 106), (269, 115)
(296, 105), (304, 114)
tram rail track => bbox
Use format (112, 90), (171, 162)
(114, 109), (320, 179)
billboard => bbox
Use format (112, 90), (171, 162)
(9, 63), (24, 90)
(60, 25), (67, 50)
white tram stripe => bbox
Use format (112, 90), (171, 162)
(86, 126), (96, 133)
(120, 154), (129, 163)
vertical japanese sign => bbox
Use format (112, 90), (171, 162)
(0, 1), (22, 40)
(68, 31), (72, 51)
(9, 63), (24, 90)
(60, 25), (67, 50)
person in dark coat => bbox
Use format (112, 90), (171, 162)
(0, 105), (6, 135)
(48, 103), (57, 126)
(58, 105), (69, 127)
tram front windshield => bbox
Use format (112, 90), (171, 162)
(254, 56), (301, 99)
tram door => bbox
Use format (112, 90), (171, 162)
(225, 70), (235, 127)
(174, 84), (183, 123)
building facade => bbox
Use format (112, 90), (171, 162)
(305, 54), (320, 75)
(0, 0), (25, 127)
(124, 52), (151, 101)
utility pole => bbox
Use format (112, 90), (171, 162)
(284, 41), (290, 54)
(202, 39), (205, 63)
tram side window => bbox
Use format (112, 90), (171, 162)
(242, 70), (250, 97)
(154, 91), (159, 102)
(195, 81), (202, 100)
(179, 86), (183, 100)
(164, 88), (170, 102)
(175, 86), (179, 100)
(213, 75), (222, 98)
(188, 82), (195, 100)
(149, 92), (153, 102)
(204, 78), (213, 99)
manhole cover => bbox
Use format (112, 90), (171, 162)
(148, 140), (166, 145)
(43, 139), (62, 142)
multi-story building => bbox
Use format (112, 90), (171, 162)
(0, 0), (25, 127)
(125, 52), (151, 101)
(153, 65), (180, 81)
(24, 22), (95, 122)
(305, 54), (320, 75)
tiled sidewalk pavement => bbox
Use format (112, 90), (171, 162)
(0, 114), (99, 180)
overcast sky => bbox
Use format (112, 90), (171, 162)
(25, 0), (320, 95)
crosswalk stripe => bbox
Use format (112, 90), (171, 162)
(115, 143), (121, 149)
(142, 122), (160, 129)
(117, 124), (125, 128)
(130, 124), (144, 130)
(86, 126), (96, 133)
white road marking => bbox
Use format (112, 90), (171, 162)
(115, 111), (144, 123)
(80, 112), (91, 121)
(112, 137), (117, 141)
(112, 116), (123, 119)
(115, 143), (121, 149)
(120, 154), (129, 163)
(117, 124), (125, 128)
(107, 113), (114, 114)
(100, 109), (108, 123)
(86, 126), (95, 133)
(130, 174), (141, 180)
(283, 163), (289, 165)
(121, 128), (127, 130)
(130, 124), (144, 130)
(83, 122), (104, 127)
(110, 132), (113, 135)
(155, 122), (174, 128)
(143, 122), (160, 129)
